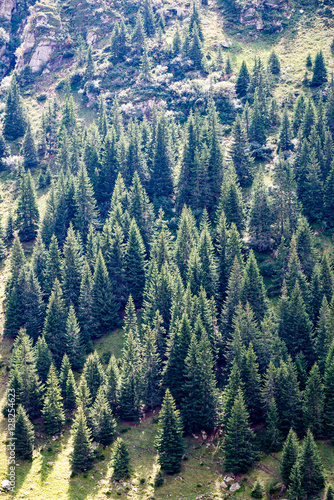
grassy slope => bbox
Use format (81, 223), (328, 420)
(1, 2), (334, 499)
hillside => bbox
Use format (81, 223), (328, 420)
(1, 0), (334, 499)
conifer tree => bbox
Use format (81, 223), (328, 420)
(111, 438), (130, 480)
(74, 163), (99, 241)
(90, 387), (116, 446)
(224, 388), (257, 473)
(225, 56), (232, 75)
(43, 280), (67, 367)
(181, 331), (219, 433)
(240, 251), (267, 322)
(35, 335), (53, 383)
(76, 377), (92, 421)
(303, 363), (324, 438)
(91, 250), (119, 335)
(249, 88), (266, 145)
(149, 115), (174, 200)
(43, 234), (62, 298)
(124, 219), (146, 308)
(14, 405), (35, 461)
(15, 169), (39, 241)
(64, 368), (77, 411)
(105, 354), (120, 414)
(70, 406), (94, 472)
(172, 22), (182, 56)
(236, 61), (250, 98)
(118, 328), (143, 422)
(155, 389), (184, 474)
(0, 129), (9, 170)
(241, 343), (263, 425)
(266, 398), (282, 452)
(284, 283), (313, 362)
(278, 109), (293, 152)
(143, 0), (156, 36)
(299, 429), (325, 495)
(82, 351), (105, 401)
(326, 485), (334, 500)
(142, 326), (162, 409)
(218, 166), (245, 233)
(21, 120), (38, 169)
(311, 51), (327, 87)
(78, 259), (94, 351)
(177, 113), (198, 209)
(275, 359), (302, 436)
(230, 115), (253, 187)
(288, 461), (305, 500)
(66, 306), (85, 371)
(85, 46), (95, 80)
(324, 355), (334, 440)
(293, 94), (306, 136)
(268, 50), (280, 74)
(3, 75), (26, 140)
(248, 174), (272, 251)
(42, 365), (65, 435)
(189, 23), (204, 70)
(280, 428), (299, 485)
(61, 224), (83, 309)
(59, 353), (71, 398)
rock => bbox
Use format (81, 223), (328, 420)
(47, 462), (54, 466)
(1, 480), (11, 489)
(92, 442), (99, 450)
(86, 30), (97, 45)
(224, 475), (235, 483)
(0, 0), (16, 22)
(220, 481), (228, 489)
(230, 482), (241, 492)
(29, 40), (55, 73)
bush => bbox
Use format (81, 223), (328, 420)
(154, 471), (164, 487)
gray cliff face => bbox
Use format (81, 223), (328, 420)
(239, 0), (292, 31)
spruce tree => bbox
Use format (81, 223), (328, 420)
(105, 354), (119, 414)
(64, 368), (77, 411)
(124, 219), (146, 308)
(61, 224), (83, 309)
(240, 251), (267, 323)
(14, 405), (35, 461)
(266, 398), (282, 452)
(74, 163), (99, 241)
(181, 331), (219, 433)
(311, 51), (327, 87)
(278, 109), (293, 152)
(155, 389), (184, 474)
(70, 406), (94, 472)
(65, 306), (85, 371)
(224, 388), (257, 473)
(288, 461), (305, 500)
(91, 250), (119, 335)
(248, 174), (272, 251)
(326, 485), (334, 500)
(241, 343), (263, 425)
(189, 23), (204, 71)
(111, 438), (130, 480)
(236, 61), (250, 99)
(78, 259), (94, 351)
(43, 280), (67, 367)
(142, 326), (162, 409)
(42, 365), (65, 435)
(149, 115), (174, 200)
(35, 335), (53, 383)
(249, 88), (266, 145)
(230, 115), (253, 187)
(3, 74), (26, 140)
(82, 351), (105, 402)
(0, 129), (9, 170)
(90, 387), (116, 446)
(280, 428), (299, 485)
(324, 355), (334, 440)
(15, 169), (39, 241)
(43, 234), (62, 298)
(299, 429), (325, 495)
(21, 120), (38, 169)
(303, 363), (324, 438)
(268, 50), (280, 75)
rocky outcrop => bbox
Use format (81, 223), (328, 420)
(240, 0), (292, 31)
(29, 40), (55, 72)
(0, 0), (16, 22)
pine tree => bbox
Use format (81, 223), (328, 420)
(3, 74), (26, 140)
(42, 365), (65, 435)
(224, 388), (257, 473)
(90, 387), (116, 446)
(70, 406), (94, 472)
(280, 428), (299, 485)
(111, 438), (130, 480)
(236, 61), (250, 99)
(124, 219), (146, 308)
(91, 250), (119, 335)
(15, 169), (39, 241)
(268, 50), (280, 75)
(14, 405), (35, 461)
(303, 363), (324, 438)
(299, 429), (325, 495)
(155, 389), (184, 474)
(311, 51), (327, 87)
(230, 115), (253, 187)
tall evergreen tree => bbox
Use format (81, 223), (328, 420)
(311, 51), (327, 87)
(124, 219), (146, 308)
(303, 363), (324, 438)
(90, 387), (116, 446)
(230, 115), (253, 187)
(43, 280), (67, 367)
(299, 429), (325, 495)
(111, 438), (130, 480)
(15, 169), (39, 241)
(280, 428), (299, 485)
(224, 388), (257, 473)
(14, 405), (35, 461)
(236, 61), (250, 99)
(155, 389), (184, 474)
(21, 120), (38, 169)
(70, 406), (94, 472)
(42, 364), (65, 435)
(3, 75), (26, 140)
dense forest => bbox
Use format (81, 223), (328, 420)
(1, 0), (334, 498)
